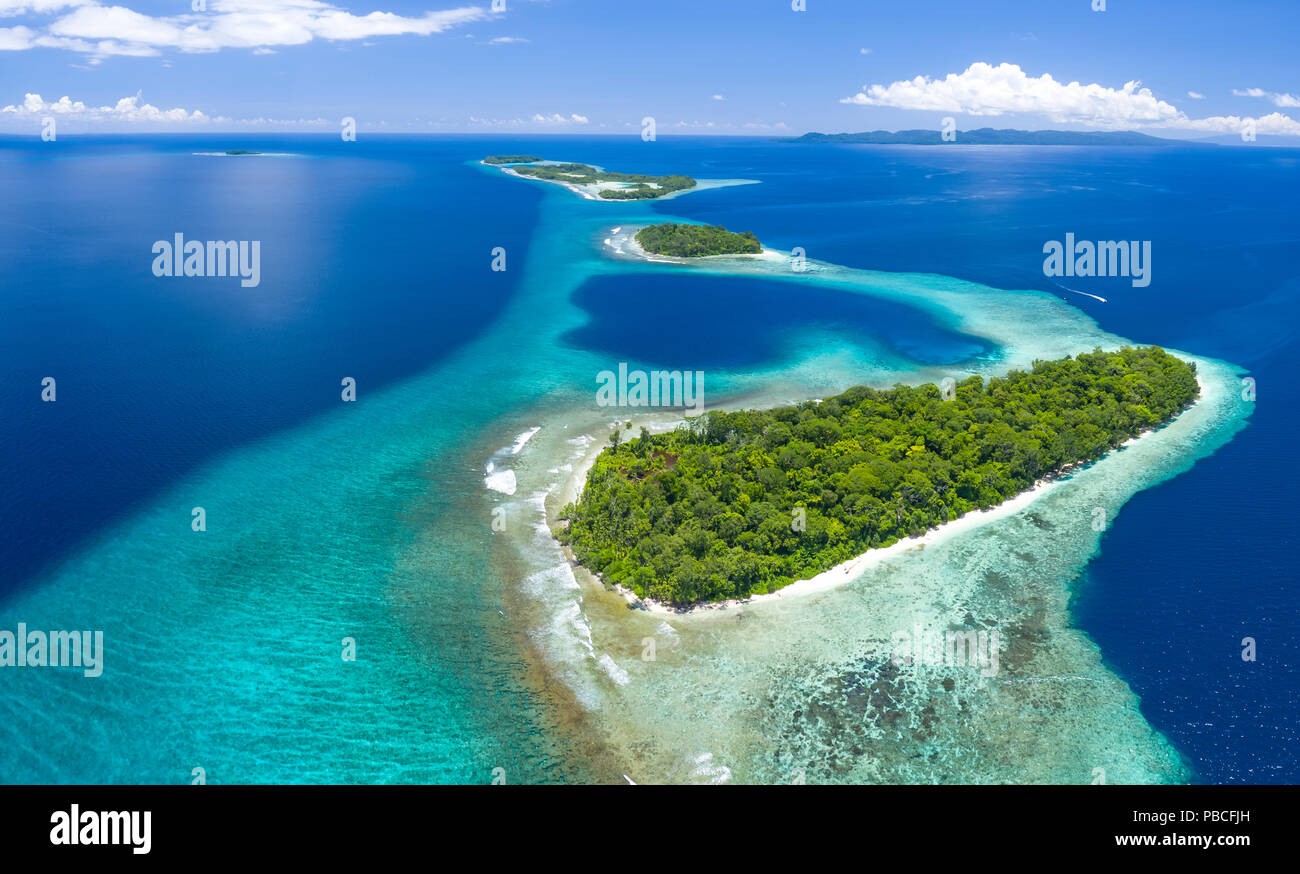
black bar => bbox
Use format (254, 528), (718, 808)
(0, 785), (1286, 859)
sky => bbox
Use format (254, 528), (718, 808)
(0, 0), (1297, 137)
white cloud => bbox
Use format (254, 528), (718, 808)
(50, 6), (185, 46)
(488, 35), (526, 44)
(0, 0), (89, 15)
(1153, 111), (1300, 136)
(467, 112), (588, 128)
(0, 0), (488, 58)
(1187, 91), (1205, 99)
(711, 94), (724, 101)
(1, 90), (208, 122)
(1233, 87), (1300, 108)
(0, 89), (354, 128)
(530, 112), (588, 125)
(0, 24), (35, 48)
(858, 47), (870, 55)
(842, 61), (1300, 136)
(840, 62), (1183, 128)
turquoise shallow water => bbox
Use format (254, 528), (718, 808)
(0, 142), (1258, 783)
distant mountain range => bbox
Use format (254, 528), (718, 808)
(783, 128), (1185, 146)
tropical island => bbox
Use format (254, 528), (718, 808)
(485, 155), (697, 200)
(483, 154), (543, 164)
(559, 346), (1199, 606)
(223, 149), (263, 156)
(635, 223), (762, 257)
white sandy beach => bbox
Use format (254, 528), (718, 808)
(498, 164), (604, 200)
(486, 160), (759, 202)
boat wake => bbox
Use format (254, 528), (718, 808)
(1053, 282), (1108, 303)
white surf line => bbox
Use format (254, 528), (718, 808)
(483, 462), (517, 495)
(511, 426), (542, 455)
(483, 426), (543, 495)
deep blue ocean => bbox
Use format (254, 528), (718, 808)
(0, 134), (1295, 783)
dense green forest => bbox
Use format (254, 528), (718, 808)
(559, 347), (1199, 605)
(635, 223), (762, 256)
(484, 154), (542, 164)
(503, 160), (697, 199)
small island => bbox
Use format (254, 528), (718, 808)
(486, 155), (696, 200)
(224, 150), (263, 156)
(483, 154), (543, 164)
(635, 223), (762, 257)
(559, 346), (1199, 606)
